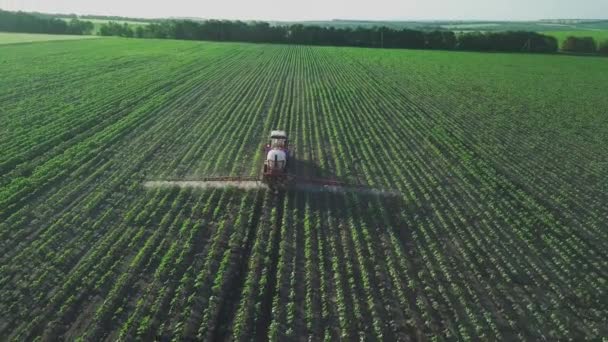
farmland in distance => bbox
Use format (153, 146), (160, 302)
(0, 38), (607, 340)
(0, 32), (100, 44)
(542, 30), (608, 46)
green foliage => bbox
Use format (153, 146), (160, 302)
(598, 40), (608, 55)
(458, 31), (558, 52)
(66, 18), (94, 35)
(562, 36), (598, 53)
(99, 21), (134, 37)
(99, 19), (555, 53)
(0, 9), (92, 35)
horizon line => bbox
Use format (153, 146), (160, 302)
(2, 8), (608, 23)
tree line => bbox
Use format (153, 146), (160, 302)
(562, 36), (608, 54)
(0, 10), (93, 35)
(99, 19), (563, 53)
(97, 19), (608, 55)
(2, 9), (606, 56)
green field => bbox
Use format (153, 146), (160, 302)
(543, 30), (608, 45)
(1, 38), (607, 340)
(0, 32), (100, 44)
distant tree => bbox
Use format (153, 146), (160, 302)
(99, 22), (134, 37)
(510, 31), (558, 53)
(562, 36), (597, 53)
(135, 25), (145, 38)
(91, 16), (557, 55)
(458, 32), (490, 50)
(98, 23), (112, 36)
(0, 9), (78, 34)
(425, 30), (457, 49)
(457, 31), (557, 53)
(527, 34), (558, 53)
(249, 22), (285, 43)
(597, 39), (608, 55)
(383, 28), (426, 49)
(66, 19), (94, 35)
(140, 22), (173, 39)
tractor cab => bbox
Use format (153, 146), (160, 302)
(270, 130), (288, 149)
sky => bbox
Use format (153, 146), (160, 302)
(1, 0), (607, 21)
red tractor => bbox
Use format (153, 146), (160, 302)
(262, 130), (290, 187)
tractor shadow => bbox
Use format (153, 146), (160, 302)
(290, 157), (335, 179)
(289, 156), (371, 188)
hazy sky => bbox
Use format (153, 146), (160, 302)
(1, 0), (607, 21)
